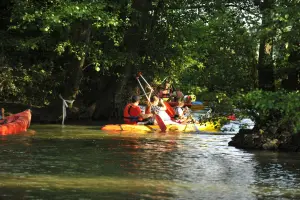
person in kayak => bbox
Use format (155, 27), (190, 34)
(174, 101), (191, 124)
(158, 81), (173, 101)
(183, 95), (192, 104)
(123, 95), (153, 124)
(148, 95), (179, 125)
(171, 87), (184, 102)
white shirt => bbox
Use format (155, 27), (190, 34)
(175, 107), (184, 117)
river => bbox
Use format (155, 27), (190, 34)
(1, 124), (300, 199)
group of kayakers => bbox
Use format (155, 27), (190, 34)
(123, 82), (194, 126)
(123, 95), (192, 125)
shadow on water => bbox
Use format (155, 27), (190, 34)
(1, 124), (300, 199)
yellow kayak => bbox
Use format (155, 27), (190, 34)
(101, 122), (219, 133)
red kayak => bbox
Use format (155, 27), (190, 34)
(0, 110), (32, 135)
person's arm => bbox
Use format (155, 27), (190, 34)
(140, 113), (153, 119)
(159, 99), (167, 111)
(145, 104), (151, 114)
(137, 106), (153, 119)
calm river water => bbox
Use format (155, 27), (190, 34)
(1, 124), (300, 200)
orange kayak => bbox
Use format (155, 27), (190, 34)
(0, 110), (32, 135)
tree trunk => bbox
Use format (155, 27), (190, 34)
(93, 0), (157, 120)
(256, 0), (275, 91)
(108, 0), (150, 117)
(91, 75), (119, 119)
(63, 20), (92, 100)
(285, 43), (300, 90)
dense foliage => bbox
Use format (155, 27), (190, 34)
(235, 90), (300, 134)
(0, 0), (299, 124)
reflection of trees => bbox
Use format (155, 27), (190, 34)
(251, 151), (300, 199)
(167, 136), (257, 199)
(115, 134), (181, 179)
(0, 133), (35, 173)
(107, 134), (181, 199)
(0, 130), (35, 145)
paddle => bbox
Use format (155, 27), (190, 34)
(163, 101), (175, 118)
(136, 73), (167, 132)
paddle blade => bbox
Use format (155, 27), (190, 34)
(155, 115), (167, 132)
(164, 102), (175, 118)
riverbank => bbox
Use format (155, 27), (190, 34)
(229, 128), (300, 152)
(3, 102), (300, 152)
(0, 102), (122, 124)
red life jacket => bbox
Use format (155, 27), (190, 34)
(123, 104), (142, 124)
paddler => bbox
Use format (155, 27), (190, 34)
(147, 95), (179, 125)
(123, 95), (154, 125)
(171, 87), (184, 102)
(158, 81), (173, 101)
(174, 100), (191, 124)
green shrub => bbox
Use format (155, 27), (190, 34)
(234, 90), (300, 134)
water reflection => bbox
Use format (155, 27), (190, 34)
(0, 125), (300, 199)
(250, 151), (300, 199)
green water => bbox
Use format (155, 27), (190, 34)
(1, 124), (300, 199)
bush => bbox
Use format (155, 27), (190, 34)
(234, 90), (300, 134)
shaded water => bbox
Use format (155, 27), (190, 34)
(1, 125), (300, 199)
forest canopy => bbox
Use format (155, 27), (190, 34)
(0, 0), (299, 128)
